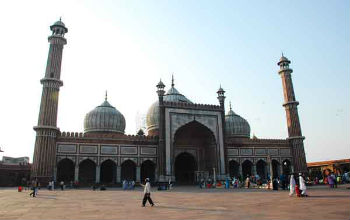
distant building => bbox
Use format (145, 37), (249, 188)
(0, 156), (31, 186)
(2, 156), (29, 165)
(31, 20), (307, 185)
(308, 159), (350, 178)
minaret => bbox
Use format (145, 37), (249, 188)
(217, 85), (226, 136)
(32, 19), (68, 182)
(156, 79), (166, 180)
(217, 85), (227, 177)
(277, 55), (307, 174)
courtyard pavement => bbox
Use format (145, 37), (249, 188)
(0, 185), (349, 219)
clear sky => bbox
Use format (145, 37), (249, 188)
(0, 0), (348, 163)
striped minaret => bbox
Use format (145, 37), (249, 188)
(277, 55), (307, 174)
(32, 19), (68, 182)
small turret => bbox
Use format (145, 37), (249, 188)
(50, 18), (68, 37)
(217, 85), (225, 109)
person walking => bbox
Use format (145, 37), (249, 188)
(122, 180), (127, 190)
(51, 181), (55, 191)
(245, 176), (250, 188)
(225, 177), (230, 189)
(29, 180), (37, 197)
(328, 174), (334, 188)
(131, 180), (135, 190)
(141, 178), (154, 207)
(289, 174), (296, 196)
(272, 178), (279, 190)
(332, 173), (337, 188)
(299, 173), (308, 197)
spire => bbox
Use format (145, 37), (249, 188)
(105, 90), (108, 101)
(171, 74), (174, 88)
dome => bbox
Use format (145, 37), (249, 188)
(225, 105), (250, 138)
(84, 98), (126, 134)
(164, 86), (193, 103)
(54, 20), (65, 27)
(278, 55), (290, 65)
(146, 79), (192, 135)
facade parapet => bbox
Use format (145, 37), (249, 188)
(225, 137), (289, 146)
(58, 131), (158, 142)
(163, 101), (221, 111)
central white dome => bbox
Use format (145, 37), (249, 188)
(146, 81), (192, 135)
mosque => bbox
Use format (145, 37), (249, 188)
(31, 20), (307, 185)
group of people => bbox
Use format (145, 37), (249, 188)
(289, 173), (308, 197)
(47, 180), (68, 190)
(122, 180), (135, 190)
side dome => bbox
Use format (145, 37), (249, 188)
(146, 78), (192, 135)
(225, 105), (250, 138)
(146, 101), (159, 135)
(84, 98), (126, 134)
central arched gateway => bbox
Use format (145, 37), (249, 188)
(173, 120), (217, 184)
(174, 152), (197, 184)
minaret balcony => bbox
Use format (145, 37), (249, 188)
(40, 78), (63, 88)
(282, 101), (299, 107)
(278, 68), (293, 74)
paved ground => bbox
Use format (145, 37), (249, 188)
(0, 185), (349, 219)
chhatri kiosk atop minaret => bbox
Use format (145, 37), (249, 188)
(32, 20), (307, 185)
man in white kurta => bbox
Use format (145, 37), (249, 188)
(289, 175), (296, 196)
(142, 178), (154, 207)
(299, 174), (307, 196)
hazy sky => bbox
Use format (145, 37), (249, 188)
(0, 0), (348, 163)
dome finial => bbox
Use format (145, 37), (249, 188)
(105, 90), (108, 101)
(171, 74), (174, 88)
(229, 101), (232, 111)
(60, 16), (62, 22)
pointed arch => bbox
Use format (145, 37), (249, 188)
(100, 159), (116, 184)
(256, 159), (267, 180)
(141, 160), (156, 183)
(229, 160), (239, 178)
(57, 158), (75, 182)
(121, 160), (136, 181)
(79, 159), (96, 184)
(242, 160), (253, 178)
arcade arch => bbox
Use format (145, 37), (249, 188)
(141, 160), (156, 183)
(121, 160), (136, 181)
(100, 159), (116, 184)
(57, 158), (75, 182)
(229, 160), (239, 178)
(256, 160), (267, 180)
(79, 159), (96, 184)
(242, 160), (253, 178)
